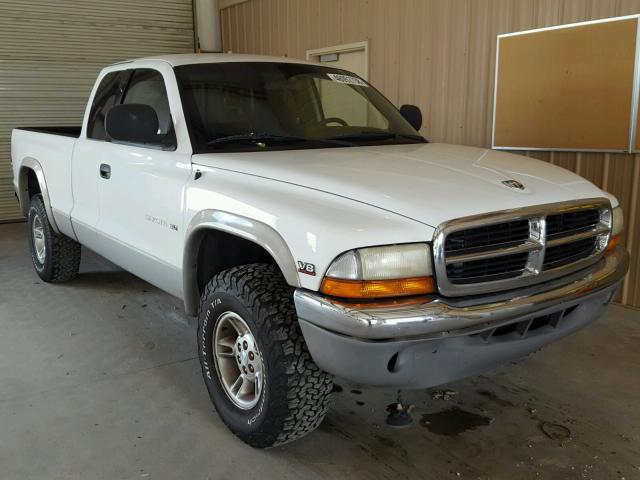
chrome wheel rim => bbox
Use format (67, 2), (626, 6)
(213, 311), (264, 410)
(32, 214), (46, 264)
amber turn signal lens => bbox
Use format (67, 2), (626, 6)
(606, 234), (621, 254)
(320, 276), (435, 299)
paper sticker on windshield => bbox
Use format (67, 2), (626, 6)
(327, 73), (368, 87)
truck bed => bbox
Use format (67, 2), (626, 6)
(15, 126), (81, 138)
(11, 127), (80, 231)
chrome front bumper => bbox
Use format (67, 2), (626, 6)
(293, 247), (629, 388)
(294, 247), (629, 341)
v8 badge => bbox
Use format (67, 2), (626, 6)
(297, 261), (316, 276)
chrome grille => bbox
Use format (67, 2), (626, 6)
(433, 199), (612, 296)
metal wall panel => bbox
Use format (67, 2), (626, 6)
(0, 0), (194, 222)
(222, 0), (640, 307)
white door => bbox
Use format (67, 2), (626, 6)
(307, 42), (369, 80)
(93, 68), (191, 298)
(71, 70), (131, 251)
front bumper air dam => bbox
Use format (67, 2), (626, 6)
(293, 247), (629, 388)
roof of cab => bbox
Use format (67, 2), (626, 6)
(113, 53), (314, 67)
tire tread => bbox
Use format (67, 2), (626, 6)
(198, 263), (333, 447)
(29, 194), (81, 283)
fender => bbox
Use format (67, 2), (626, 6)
(182, 209), (301, 316)
(18, 157), (60, 234)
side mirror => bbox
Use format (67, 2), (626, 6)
(400, 104), (422, 131)
(105, 104), (159, 143)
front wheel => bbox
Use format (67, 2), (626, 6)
(197, 263), (334, 448)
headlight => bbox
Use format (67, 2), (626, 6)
(607, 206), (624, 253)
(321, 244), (435, 299)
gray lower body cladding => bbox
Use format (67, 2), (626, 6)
(298, 284), (617, 388)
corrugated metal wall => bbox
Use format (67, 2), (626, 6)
(0, 0), (195, 222)
(221, 0), (640, 307)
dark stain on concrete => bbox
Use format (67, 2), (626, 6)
(318, 417), (353, 440)
(420, 407), (492, 436)
(476, 389), (516, 407)
(373, 435), (409, 459)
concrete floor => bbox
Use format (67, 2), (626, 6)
(0, 223), (639, 480)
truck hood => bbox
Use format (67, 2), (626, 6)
(192, 143), (608, 227)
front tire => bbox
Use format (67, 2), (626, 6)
(197, 264), (333, 448)
(27, 194), (81, 282)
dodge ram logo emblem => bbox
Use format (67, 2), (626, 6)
(502, 179), (525, 190)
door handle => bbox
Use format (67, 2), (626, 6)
(99, 163), (111, 179)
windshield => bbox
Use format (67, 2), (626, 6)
(174, 62), (426, 153)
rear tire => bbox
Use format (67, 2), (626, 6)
(197, 263), (334, 448)
(27, 194), (81, 283)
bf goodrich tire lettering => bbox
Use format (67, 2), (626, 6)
(27, 194), (81, 283)
(197, 263), (334, 448)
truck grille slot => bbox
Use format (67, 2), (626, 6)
(446, 252), (528, 284)
(473, 305), (580, 343)
(445, 220), (530, 252)
(434, 200), (612, 296)
(543, 237), (598, 270)
(546, 209), (600, 238)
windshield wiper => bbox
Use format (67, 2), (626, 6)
(207, 132), (352, 147)
(327, 131), (426, 143)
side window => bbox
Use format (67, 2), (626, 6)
(121, 69), (176, 148)
(87, 71), (128, 140)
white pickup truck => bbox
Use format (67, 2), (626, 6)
(11, 54), (629, 448)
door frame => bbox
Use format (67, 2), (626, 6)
(306, 41), (369, 80)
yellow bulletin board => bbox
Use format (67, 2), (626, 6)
(492, 15), (640, 152)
